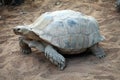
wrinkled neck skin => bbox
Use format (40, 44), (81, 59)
(21, 30), (49, 47)
(22, 31), (40, 41)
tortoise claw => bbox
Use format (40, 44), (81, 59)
(21, 48), (31, 54)
(97, 54), (106, 59)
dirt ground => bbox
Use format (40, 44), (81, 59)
(0, 0), (120, 80)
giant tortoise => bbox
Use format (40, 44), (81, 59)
(13, 10), (106, 70)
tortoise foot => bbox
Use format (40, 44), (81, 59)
(45, 45), (66, 70)
(19, 37), (32, 54)
(95, 52), (106, 59)
(58, 62), (66, 71)
(90, 43), (106, 59)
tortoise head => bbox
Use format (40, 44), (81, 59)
(13, 26), (32, 36)
(13, 26), (40, 40)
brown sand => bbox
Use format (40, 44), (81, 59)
(0, 0), (120, 80)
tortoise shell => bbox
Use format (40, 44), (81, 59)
(30, 10), (105, 50)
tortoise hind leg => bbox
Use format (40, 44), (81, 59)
(45, 45), (66, 70)
(19, 37), (31, 54)
(90, 43), (106, 59)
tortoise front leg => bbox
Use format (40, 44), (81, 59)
(45, 45), (66, 70)
(90, 43), (106, 58)
(19, 37), (45, 54)
(19, 37), (32, 54)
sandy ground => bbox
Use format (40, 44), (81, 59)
(0, 0), (120, 80)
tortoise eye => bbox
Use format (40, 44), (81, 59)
(17, 28), (20, 31)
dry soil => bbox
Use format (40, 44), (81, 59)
(0, 0), (120, 80)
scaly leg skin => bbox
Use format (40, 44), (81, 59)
(24, 41), (65, 70)
(27, 40), (45, 53)
(45, 45), (66, 70)
(19, 37), (31, 54)
(90, 43), (106, 59)
(20, 38), (45, 53)
(19, 38), (66, 70)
